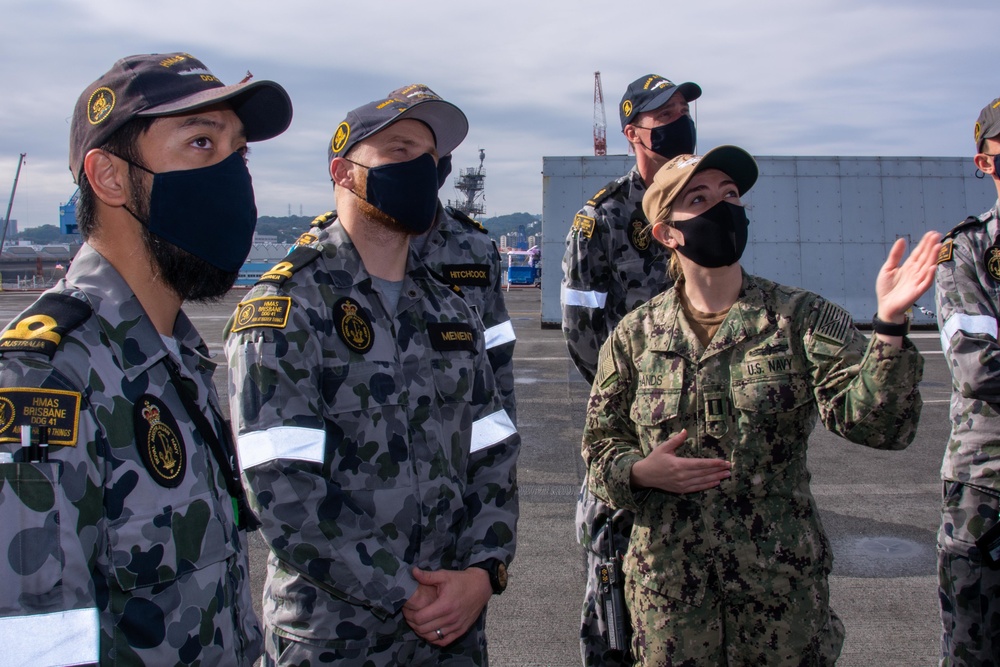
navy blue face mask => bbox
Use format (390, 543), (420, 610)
(121, 151), (258, 273)
(347, 152), (439, 235)
(437, 154), (453, 189)
(673, 200), (749, 268)
(641, 115), (697, 160)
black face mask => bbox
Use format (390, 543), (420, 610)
(437, 154), (453, 189)
(346, 153), (439, 235)
(640, 115), (697, 160)
(673, 201), (749, 268)
(120, 151), (258, 273)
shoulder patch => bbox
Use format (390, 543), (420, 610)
(573, 214), (596, 238)
(586, 179), (626, 208)
(984, 245), (1000, 281)
(427, 322), (477, 352)
(133, 395), (186, 488)
(231, 296), (292, 333)
(937, 239), (953, 265)
(0, 388), (82, 446)
(812, 301), (852, 347)
(943, 215), (987, 241)
(444, 206), (489, 234)
(257, 246), (322, 287)
(595, 342), (619, 390)
(0, 293), (92, 358)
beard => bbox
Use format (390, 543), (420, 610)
(353, 169), (411, 235)
(128, 169), (240, 303)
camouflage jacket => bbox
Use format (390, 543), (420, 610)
(225, 215), (519, 647)
(413, 204), (517, 424)
(561, 168), (672, 384)
(936, 201), (1000, 490)
(0, 244), (261, 666)
(582, 272), (924, 605)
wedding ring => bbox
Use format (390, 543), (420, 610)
(435, 628), (444, 639)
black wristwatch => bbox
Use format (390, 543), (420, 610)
(872, 313), (910, 337)
(470, 559), (508, 595)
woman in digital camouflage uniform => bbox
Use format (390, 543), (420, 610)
(581, 145), (941, 665)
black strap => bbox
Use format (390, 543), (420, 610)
(163, 359), (261, 531)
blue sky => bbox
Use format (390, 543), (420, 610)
(0, 0), (995, 228)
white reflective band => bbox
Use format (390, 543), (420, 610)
(470, 409), (517, 453)
(484, 320), (516, 350)
(1, 607), (99, 666)
(237, 426), (326, 469)
(562, 287), (607, 309)
(941, 313), (998, 352)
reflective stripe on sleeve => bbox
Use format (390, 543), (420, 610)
(484, 320), (516, 350)
(941, 313), (998, 352)
(562, 287), (607, 309)
(470, 409), (517, 453)
(1, 607), (99, 666)
(237, 426), (326, 470)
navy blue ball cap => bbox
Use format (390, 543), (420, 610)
(328, 86), (468, 165)
(70, 52), (292, 182)
(619, 74), (701, 130)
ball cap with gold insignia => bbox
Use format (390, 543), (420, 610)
(69, 52), (293, 183)
(619, 74), (702, 131)
(975, 96), (1000, 153)
(328, 86), (468, 164)
(642, 145), (758, 223)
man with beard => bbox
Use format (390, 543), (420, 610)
(560, 73), (702, 667)
(225, 93), (519, 666)
(0, 53), (291, 665)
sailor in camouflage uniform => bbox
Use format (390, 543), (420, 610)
(561, 73), (702, 666)
(0, 53), (291, 665)
(393, 84), (517, 425)
(935, 97), (1000, 666)
(582, 146), (941, 665)
(226, 92), (519, 666)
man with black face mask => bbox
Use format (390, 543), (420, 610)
(225, 92), (519, 666)
(935, 96), (1000, 666)
(0, 52), (292, 665)
(560, 73), (701, 667)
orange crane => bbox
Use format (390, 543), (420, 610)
(593, 71), (607, 156)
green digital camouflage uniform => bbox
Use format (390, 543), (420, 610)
(583, 271), (924, 666)
(0, 244), (262, 666)
(935, 201), (1000, 666)
(562, 167), (672, 666)
(225, 214), (519, 666)
(414, 204), (517, 424)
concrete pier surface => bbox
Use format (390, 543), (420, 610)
(0, 287), (949, 666)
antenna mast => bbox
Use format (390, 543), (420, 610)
(593, 71), (607, 156)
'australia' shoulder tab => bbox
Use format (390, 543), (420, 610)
(0, 292), (92, 358)
(586, 178), (626, 208)
(445, 206), (488, 234)
(256, 246), (322, 287)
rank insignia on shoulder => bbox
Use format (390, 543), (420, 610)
(442, 263), (490, 288)
(813, 301), (852, 347)
(310, 211), (337, 229)
(574, 214), (596, 238)
(984, 245), (1000, 281)
(586, 179), (625, 207)
(231, 296), (292, 333)
(134, 395), (186, 488)
(936, 239), (953, 265)
(445, 206), (488, 234)
(257, 246), (322, 287)
(428, 322), (477, 352)
(0, 388), (82, 446)
(334, 297), (374, 353)
(0, 293), (92, 358)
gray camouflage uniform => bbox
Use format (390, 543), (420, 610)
(414, 204), (517, 424)
(935, 201), (1000, 666)
(0, 244), (262, 666)
(583, 272), (924, 666)
(561, 167), (671, 666)
(225, 214), (519, 665)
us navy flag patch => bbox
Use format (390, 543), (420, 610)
(813, 302), (852, 346)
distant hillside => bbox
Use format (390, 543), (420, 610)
(480, 212), (541, 240)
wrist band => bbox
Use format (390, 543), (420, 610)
(872, 313), (909, 336)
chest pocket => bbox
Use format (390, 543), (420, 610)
(730, 372), (813, 414)
(630, 367), (683, 454)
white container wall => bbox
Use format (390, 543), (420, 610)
(541, 155), (997, 328)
